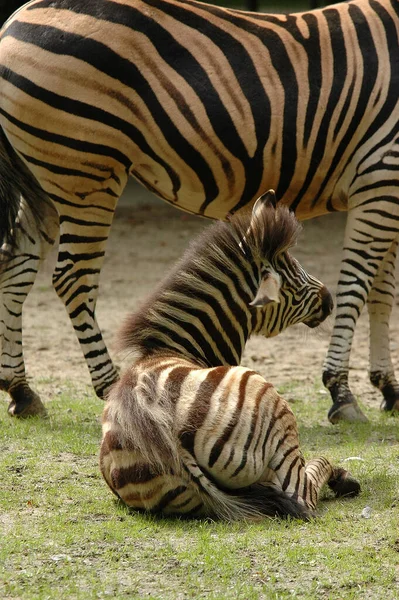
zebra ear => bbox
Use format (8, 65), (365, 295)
(252, 190), (277, 219)
(249, 271), (281, 307)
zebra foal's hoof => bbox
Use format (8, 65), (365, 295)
(328, 401), (369, 424)
(328, 468), (361, 498)
(8, 391), (48, 418)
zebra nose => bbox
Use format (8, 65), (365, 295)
(321, 286), (334, 317)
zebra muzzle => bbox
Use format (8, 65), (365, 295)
(305, 286), (334, 328)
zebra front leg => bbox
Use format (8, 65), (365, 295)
(52, 199), (120, 399)
(322, 203), (399, 423)
(303, 459), (360, 510)
(263, 407), (360, 512)
(268, 452), (360, 513)
(0, 199), (58, 417)
(368, 239), (399, 412)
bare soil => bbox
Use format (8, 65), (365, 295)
(11, 180), (399, 416)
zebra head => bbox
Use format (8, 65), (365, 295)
(244, 191), (333, 338)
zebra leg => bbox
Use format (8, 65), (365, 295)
(322, 205), (399, 423)
(52, 199), (119, 399)
(259, 400), (360, 511)
(0, 250), (43, 417)
(268, 451), (360, 512)
(300, 459), (360, 510)
(0, 199), (58, 417)
(368, 239), (399, 412)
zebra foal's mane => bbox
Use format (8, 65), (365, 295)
(118, 202), (301, 362)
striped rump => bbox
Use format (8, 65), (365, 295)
(100, 194), (360, 520)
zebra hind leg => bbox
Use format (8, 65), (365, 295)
(368, 239), (399, 412)
(0, 198), (58, 417)
(322, 203), (399, 423)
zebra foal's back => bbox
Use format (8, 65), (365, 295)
(100, 195), (360, 519)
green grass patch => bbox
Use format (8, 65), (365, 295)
(1, 382), (399, 599)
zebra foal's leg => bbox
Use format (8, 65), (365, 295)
(368, 239), (399, 412)
(322, 201), (399, 423)
(0, 199), (58, 417)
(52, 186), (125, 399)
(232, 387), (360, 514)
(268, 444), (360, 512)
(303, 459), (360, 510)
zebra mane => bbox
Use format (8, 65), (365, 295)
(117, 203), (301, 360)
(234, 202), (301, 261)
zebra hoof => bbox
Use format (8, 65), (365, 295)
(380, 398), (399, 413)
(328, 402), (368, 424)
(328, 468), (361, 498)
(8, 392), (48, 418)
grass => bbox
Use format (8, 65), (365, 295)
(1, 381), (399, 600)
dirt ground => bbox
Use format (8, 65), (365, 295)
(9, 180), (399, 416)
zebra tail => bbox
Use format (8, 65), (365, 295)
(106, 369), (182, 474)
(0, 127), (51, 255)
(180, 450), (312, 522)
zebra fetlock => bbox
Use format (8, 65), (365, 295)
(369, 371), (399, 413)
(100, 195), (360, 520)
(322, 370), (368, 425)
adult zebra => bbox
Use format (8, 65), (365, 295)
(0, 0), (398, 422)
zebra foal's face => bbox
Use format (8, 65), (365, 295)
(243, 190), (333, 338)
(253, 253), (333, 338)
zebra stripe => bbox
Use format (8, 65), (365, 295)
(0, 0), (398, 421)
(100, 198), (360, 519)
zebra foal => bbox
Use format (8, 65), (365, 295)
(100, 193), (360, 519)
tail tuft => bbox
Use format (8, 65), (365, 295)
(106, 368), (181, 474)
(231, 483), (312, 521)
(181, 453), (312, 522)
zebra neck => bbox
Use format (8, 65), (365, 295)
(125, 241), (261, 368)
